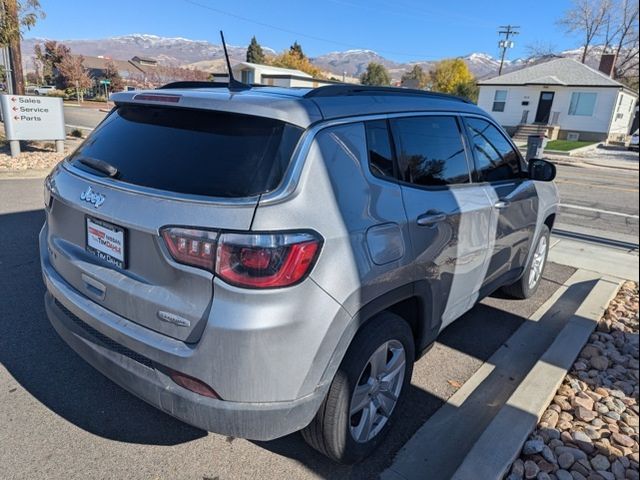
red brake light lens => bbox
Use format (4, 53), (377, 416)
(161, 228), (217, 271)
(168, 369), (219, 399)
(160, 229), (322, 289)
(216, 233), (321, 288)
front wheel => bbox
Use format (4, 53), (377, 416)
(502, 224), (550, 299)
(301, 312), (415, 464)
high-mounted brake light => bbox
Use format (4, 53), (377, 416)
(133, 93), (181, 103)
(160, 228), (322, 289)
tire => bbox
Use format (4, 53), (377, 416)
(301, 312), (415, 464)
(502, 224), (550, 299)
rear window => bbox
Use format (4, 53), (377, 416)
(69, 106), (303, 198)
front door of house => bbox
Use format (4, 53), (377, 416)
(534, 91), (555, 124)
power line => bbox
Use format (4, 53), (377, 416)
(181, 0), (442, 59)
(497, 25), (519, 75)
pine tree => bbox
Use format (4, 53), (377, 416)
(289, 41), (305, 59)
(360, 62), (391, 86)
(246, 36), (265, 64)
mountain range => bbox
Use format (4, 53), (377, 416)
(21, 33), (593, 81)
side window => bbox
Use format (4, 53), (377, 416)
(365, 120), (395, 179)
(464, 117), (522, 182)
(390, 116), (470, 187)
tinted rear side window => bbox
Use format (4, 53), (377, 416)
(69, 106), (302, 197)
(390, 116), (470, 187)
(365, 120), (395, 179)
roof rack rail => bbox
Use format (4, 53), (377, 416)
(158, 81), (262, 90)
(303, 84), (472, 103)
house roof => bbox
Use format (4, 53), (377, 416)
(78, 55), (144, 78)
(479, 58), (634, 93)
(233, 62), (312, 78)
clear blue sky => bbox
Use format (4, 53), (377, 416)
(27, 0), (579, 61)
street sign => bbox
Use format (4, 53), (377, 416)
(100, 79), (111, 85)
(0, 94), (65, 141)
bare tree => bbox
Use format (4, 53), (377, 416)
(524, 41), (559, 59)
(610, 0), (639, 87)
(558, 0), (611, 63)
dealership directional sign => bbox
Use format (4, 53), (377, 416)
(0, 94), (65, 141)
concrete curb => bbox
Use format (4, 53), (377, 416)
(451, 276), (621, 480)
(550, 157), (639, 172)
(380, 269), (603, 480)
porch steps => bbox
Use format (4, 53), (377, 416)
(512, 124), (549, 142)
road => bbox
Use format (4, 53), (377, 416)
(554, 162), (639, 243)
(63, 104), (108, 132)
(0, 177), (574, 480)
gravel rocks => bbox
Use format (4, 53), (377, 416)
(505, 282), (639, 480)
(0, 137), (81, 172)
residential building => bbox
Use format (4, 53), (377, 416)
(213, 62), (338, 88)
(477, 56), (638, 143)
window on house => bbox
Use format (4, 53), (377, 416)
(492, 90), (507, 112)
(568, 92), (597, 116)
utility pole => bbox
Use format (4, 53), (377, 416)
(497, 25), (519, 76)
(3, 0), (24, 94)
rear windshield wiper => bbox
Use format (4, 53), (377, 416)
(77, 157), (119, 178)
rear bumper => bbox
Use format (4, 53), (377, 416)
(43, 290), (324, 440)
(40, 222), (329, 441)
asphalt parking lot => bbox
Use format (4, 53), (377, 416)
(0, 177), (575, 480)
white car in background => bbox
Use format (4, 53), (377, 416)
(628, 130), (639, 151)
(32, 85), (55, 95)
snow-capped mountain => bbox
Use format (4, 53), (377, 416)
(22, 33), (611, 82)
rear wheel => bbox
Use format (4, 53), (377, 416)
(301, 312), (414, 464)
(502, 225), (550, 299)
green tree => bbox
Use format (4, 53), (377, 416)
(429, 58), (474, 95)
(246, 36), (265, 64)
(289, 41), (305, 59)
(452, 80), (479, 103)
(360, 62), (391, 86)
(103, 60), (124, 92)
(34, 40), (69, 86)
(0, 0), (45, 44)
(401, 64), (428, 89)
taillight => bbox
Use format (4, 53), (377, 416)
(161, 227), (217, 271)
(216, 232), (321, 288)
(160, 228), (321, 289)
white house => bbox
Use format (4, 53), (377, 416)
(477, 57), (638, 143)
(212, 62), (338, 88)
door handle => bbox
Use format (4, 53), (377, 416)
(417, 211), (447, 226)
(494, 200), (511, 209)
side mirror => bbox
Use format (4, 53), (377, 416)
(529, 158), (556, 182)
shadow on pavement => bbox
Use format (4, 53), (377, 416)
(0, 209), (206, 445)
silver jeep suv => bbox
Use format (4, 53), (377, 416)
(40, 84), (558, 463)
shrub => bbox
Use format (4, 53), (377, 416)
(70, 129), (83, 138)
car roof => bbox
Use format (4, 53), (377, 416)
(111, 84), (488, 129)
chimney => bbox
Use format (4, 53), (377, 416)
(598, 53), (617, 77)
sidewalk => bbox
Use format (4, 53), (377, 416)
(382, 238), (637, 480)
(547, 147), (639, 172)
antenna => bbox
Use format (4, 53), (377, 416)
(220, 30), (250, 92)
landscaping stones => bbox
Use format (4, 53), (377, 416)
(0, 137), (82, 172)
(504, 282), (640, 480)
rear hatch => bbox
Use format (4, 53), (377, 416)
(45, 102), (302, 342)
